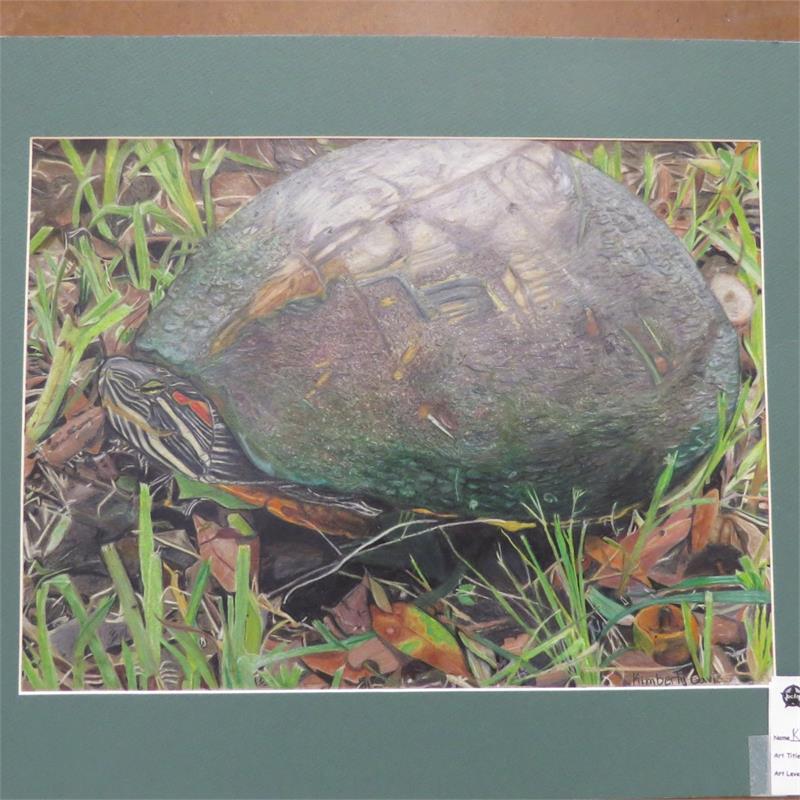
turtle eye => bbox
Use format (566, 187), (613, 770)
(139, 379), (165, 395)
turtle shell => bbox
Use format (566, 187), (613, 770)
(135, 139), (740, 519)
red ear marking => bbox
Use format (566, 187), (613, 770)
(172, 390), (213, 427)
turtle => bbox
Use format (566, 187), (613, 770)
(98, 138), (740, 535)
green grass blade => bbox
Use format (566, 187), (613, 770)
(21, 651), (46, 691)
(680, 602), (702, 675)
(223, 151), (276, 170)
(701, 591), (714, 679)
(35, 582), (60, 690)
(600, 589), (769, 639)
(30, 225), (54, 254)
(49, 574), (121, 689)
(169, 630), (218, 688)
(185, 559), (211, 625)
(232, 545), (251, 656)
(138, 484), (163, 662)
(101, 542), (159, 680)
(134, 140), (205, 237)
(132, 203), (151, 290)
(619, 453), (676, 594)
(120, 641), (138, 690)
(71, 595), (116, 690)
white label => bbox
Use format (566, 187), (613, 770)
(770, 677), (800, 796)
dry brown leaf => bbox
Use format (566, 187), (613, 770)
(691, 489), (720, 552)
(586, 507), (691, 590)
(211, 171), (262, 206)
(695, 612), (746, 648)
(299, 673), (329, 690)
(726, 512), (768, 559)
(655, 163), (675, 202)
(535, 667), (571, 688)
(327, 578), (371, 635)
(193, 514), (260, 592)
(62, 387), (92, 420)
(56, 281), (80, 318)
(501, 632), (532, 656)
(368, 576), (392, 613)
(301, 649), (372, 684)
(90, 235), (122, 260)
(39, 406), (106, 467)
(345, 636), (401, 673)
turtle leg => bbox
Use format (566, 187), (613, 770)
(217, 483), (380, 538)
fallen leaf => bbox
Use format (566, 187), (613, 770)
(586, 507), (692, 590)
(193, 514), (260, 592)
(39, 406), (106, 467)
(50, 617), (129, 659)
(370, 602), (470, 678)
(633, 604), (698, 667)
(691, 489), (720, 552)
(301, 650), (372, 684)
(299, 673), (329, 689)
(655, 162), (675, 202)
(726, 513), (767, 560)
(501, 632), (532, 656)
(585, 536), (650, 589)
(211, 171), (262, 205)
(90, 235), (122, 260)
(368, 576), (392, 613)
(56, 281), (80, 318)
(346, 636), (401, 673)
(535, 667), (571, 688)
(327, 578), (371, 635)
(695, 612), (746, 648)
(62, 387), (92, 420)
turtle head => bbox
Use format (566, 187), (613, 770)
(98, 356), (258, 483)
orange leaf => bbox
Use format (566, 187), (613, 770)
(691, 489), (720, 552)
(301, 650), (371, 684)
(370, 602), (469, 678)
(586, 508), (692, 589)
(633, 605), (698, 667)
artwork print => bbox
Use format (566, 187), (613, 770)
(21, 137), (772, 691)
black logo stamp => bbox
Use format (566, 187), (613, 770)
(781, 684), (800, 708)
